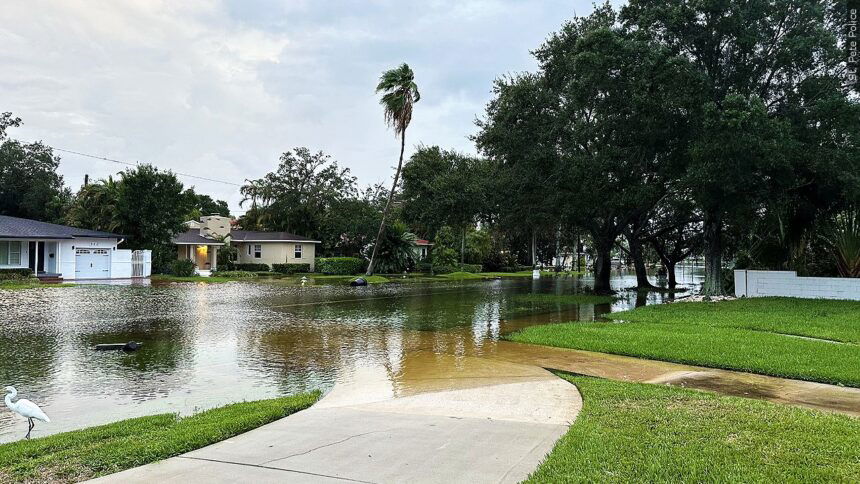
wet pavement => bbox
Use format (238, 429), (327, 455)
(90, 355), (582, 484)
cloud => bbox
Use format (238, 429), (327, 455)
(1, 0), (594, 212)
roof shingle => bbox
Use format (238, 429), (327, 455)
(0, 215), (122, 239)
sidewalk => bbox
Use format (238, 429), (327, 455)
(90, 357), (581, 483)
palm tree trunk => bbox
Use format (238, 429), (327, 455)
(366, 130), (407, 275)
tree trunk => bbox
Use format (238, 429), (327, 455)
(461, 227), (466, 264)
(667, 261), (676, 289)
(555, 224), (562, 272)
(628, 237), (655, 289)
(531, 230), (537, 267)
(366, 130), (406, 276)
(701, 214), (724, 295)
(592, 242), (613, 294)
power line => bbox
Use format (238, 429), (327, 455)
(50, 146), (244, 187)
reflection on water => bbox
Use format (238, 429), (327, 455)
(0, 268), (701, 442)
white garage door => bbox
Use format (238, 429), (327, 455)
(75, 248), (111, 279)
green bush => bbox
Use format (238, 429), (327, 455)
(273, 263), (311, 274)
(170, 259), (195, 277)
(0, 268), (34, 281)
(432, 265), (458, 274)
(459, 263), (482, 273)
(415, 262), (433, 273)
(227, 263), (270, 272)
(315, 257), (366, 275)
(212, 270), (257, 279)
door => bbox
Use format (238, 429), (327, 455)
(75, 248), (111, 279)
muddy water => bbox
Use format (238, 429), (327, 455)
(0, 271), (698, 442)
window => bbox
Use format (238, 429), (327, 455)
(254, 244), (262, 259)
(294, 244), (302, 259)
(0, 241), (21, 265)
(247, 244), (251, 255)
(9, 242), (20, 265)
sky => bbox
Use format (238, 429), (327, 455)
(1, 0), (599, 214)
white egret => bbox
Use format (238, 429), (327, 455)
(4, 386), (50, 439)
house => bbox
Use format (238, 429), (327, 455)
(172, 215), (320, 275)
(0, 215), (151, 281)
(413, 239), (433, 261)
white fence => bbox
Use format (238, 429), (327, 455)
(111, 249), (152, 279)
(734, 270), (860, 301)
(132, 250), (152, 278)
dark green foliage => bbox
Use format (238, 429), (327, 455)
(170, 259), (195, 277)
(366, 222), (416, 273)
(315, 257), (366, 275)
(414, 262), (433, 273)
(210, 270), (257, 279)
(239, 148), (378, 256)
(227, 263), (270, 272)
(183, 189), (230, 220)
(0, 268), (33, 280)
(272, 263), (310, 274)
(0, 113), (71, 223)
(458, 264), (482, 273)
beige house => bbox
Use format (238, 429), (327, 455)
(172, 215), (319, 275)
(230, 230), (318, 269)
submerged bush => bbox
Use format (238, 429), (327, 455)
(272, 263), (311, 274)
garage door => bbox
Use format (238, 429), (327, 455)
(75, 248), (111, 279)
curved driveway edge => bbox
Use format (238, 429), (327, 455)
(89, 357), (581, 483)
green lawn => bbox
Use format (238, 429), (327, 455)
(0, 281), (74, 290)
(507, 297), (860, 387)
(528, 374), (860, 482)
(0, 392), (320, 483)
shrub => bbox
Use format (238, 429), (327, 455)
(432, 265), (458, 274)
(415, 262), (433, 273)
(212, 270), (257, 279)
(0, 268), (34, 281)
(170, 259), (195, 277)
(459, 263), (482, 273)
(228, 263), (270, 272)
(315, 257), (366, 275)
(273, 263), (311, 274)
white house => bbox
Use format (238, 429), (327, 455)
(0, 215), (151, 281)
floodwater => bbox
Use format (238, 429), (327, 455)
(0, 269), (701, 442)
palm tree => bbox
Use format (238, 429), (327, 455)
(366, 63), (420, 275)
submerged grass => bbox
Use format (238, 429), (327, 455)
(508, 297), (860, 387)
(0, 392), (320, 483)
(528, 374), (860, 482)
(0, 281), (74, 290)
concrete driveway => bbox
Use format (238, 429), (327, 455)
(89, 355), (581, 483)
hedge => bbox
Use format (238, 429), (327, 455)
(315, 257), (366, 275)
(227, 263), (270, 272)
(432, 264), (482, 274)
(212, 270), (258, 279)
(273, 263), (311, 274)
(0, 268), (33, 281)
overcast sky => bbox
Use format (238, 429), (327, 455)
(2, 0), (598, 213)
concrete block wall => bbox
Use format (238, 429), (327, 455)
(734, 270), (860, 301)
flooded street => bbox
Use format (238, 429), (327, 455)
(0, 270), (700, 442)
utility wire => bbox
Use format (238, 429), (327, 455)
(50, 146), (244, 187)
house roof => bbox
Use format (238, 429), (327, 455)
(172, 229), (225, 245)
(230, 230), (320, 243)
(0, 215), (122, 240)
(414, 239), (434, 246)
